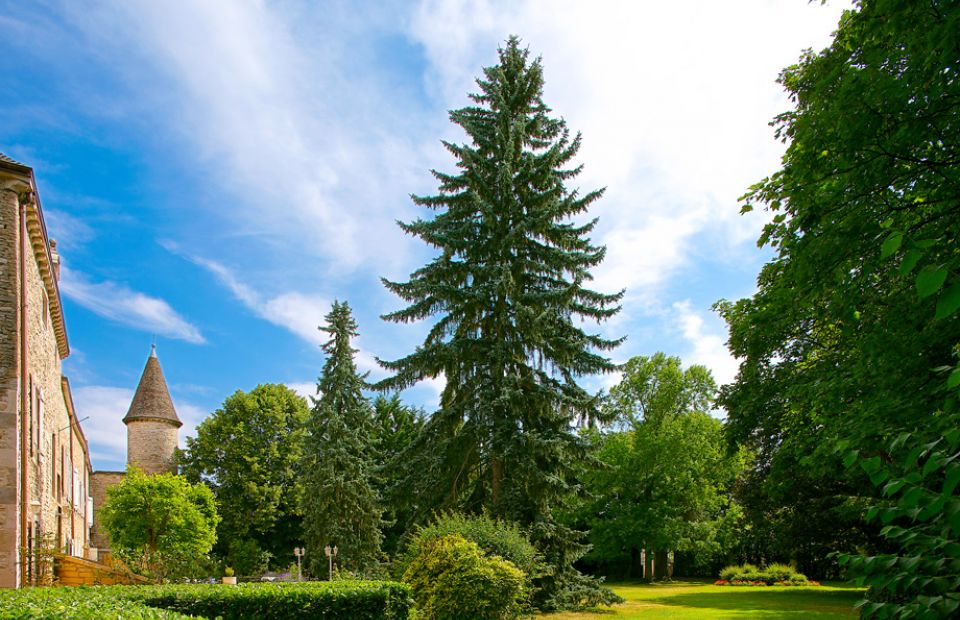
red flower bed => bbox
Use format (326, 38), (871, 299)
(714, 579), (822, 587)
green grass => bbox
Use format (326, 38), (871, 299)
(541, 580), (864, 619)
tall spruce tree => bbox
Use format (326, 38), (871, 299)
(379, 37), (623, 610)
(301, 301), (382, 576)
(371, 394), (425, 557)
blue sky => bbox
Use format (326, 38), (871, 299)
(1, 0), (848, 471)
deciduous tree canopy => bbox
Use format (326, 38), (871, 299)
(718, 0), (960, 608)
(576, 354), (745, 579)
(100, 467), (219, 580)
(179, 383), (309, 573)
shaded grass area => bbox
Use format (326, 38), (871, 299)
(542, 580), (863, 619)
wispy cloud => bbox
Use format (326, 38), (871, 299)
(72, 385), (132, 470)
(66, 0), (428, 275)
(163, 242), (391, 379)
(673, 300), (738, 388)
(42, 208), (95, 250)
(176, 401), (208, 443)
(163, 245), (330, 347)
(59, 265), (205, 344)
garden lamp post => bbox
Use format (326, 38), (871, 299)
(293, 547), (305, 581)
(324, 545), (338, 581)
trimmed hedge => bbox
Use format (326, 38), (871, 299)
(0, 581), (412, 620)
(0, 586), (191, 620)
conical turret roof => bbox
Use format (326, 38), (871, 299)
(123, 345), (183, 427)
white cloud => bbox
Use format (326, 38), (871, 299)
(59, 265), (205, 344)
(171, 250), (399, 395)
(43, 209), (95, 250)
(422, 372), (446, 399)
(170, 253), (392, 383)
(161, 245), (331, 347)
(592, 210), (705, 297)
(175, 400), (208, 443)
(260, 293), (331, 347)
(72, 385), (131, 470)
(409, 0), (850, 302)
(673, 300), (738, 387)
(69, 0), (428, 274)
(285, 382), (318, 402)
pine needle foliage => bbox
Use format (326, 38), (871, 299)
(379, 37), (623, 609)
(302, 301), (383, 576)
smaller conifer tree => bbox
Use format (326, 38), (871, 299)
(301, 301), (383, 576)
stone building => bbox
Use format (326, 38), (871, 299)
(0, 153), (94, 588)
(90, 346), (182, 551)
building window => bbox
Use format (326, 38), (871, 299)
(50, 432), (56, 496)
(27, 376), (33, 457)
(36, 387), (43, 462)
(58, 446), (65, 500)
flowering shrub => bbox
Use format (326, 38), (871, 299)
(715, 563), (817, 586)
(402, 534), (526, 620)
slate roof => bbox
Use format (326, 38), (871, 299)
(123, 346), (183, 427)
(0, 152), (30, 171)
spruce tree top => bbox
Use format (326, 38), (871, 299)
(315, 300), (371, 431)
(380, 36), (622, 418)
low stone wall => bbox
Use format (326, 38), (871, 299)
(55, 554), (148, 586)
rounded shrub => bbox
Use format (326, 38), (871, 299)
(402, 534), (526, 620)
(395, 512), (543, 580)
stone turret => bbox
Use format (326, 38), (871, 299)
(122, 345), (181, 474)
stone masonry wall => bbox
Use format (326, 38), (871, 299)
(127, 420), (178, 476)
(0, 170), (92, 588)
(23, 202), (84, 563)
(0, 186), (22, 588)
(89, 471), (124, 551)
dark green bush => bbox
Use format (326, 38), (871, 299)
(224, 538), (271, 577)
(0, 581), (412, 620)
(403, 534), (526, 620)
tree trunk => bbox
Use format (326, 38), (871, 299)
(654, 550), (670, 579)
(643, 548), (654, 581)
(491, 456), (504, 510)
(630, 547), (643, 579)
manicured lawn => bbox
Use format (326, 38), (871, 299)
(541, 580), (864, 619)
